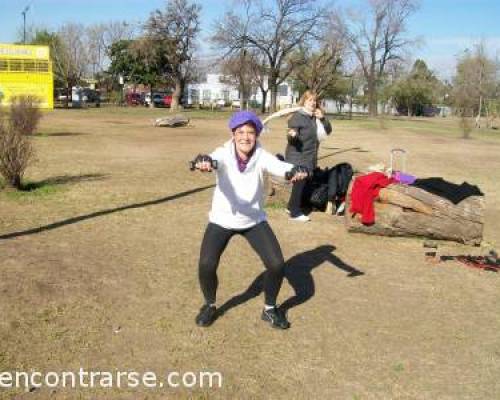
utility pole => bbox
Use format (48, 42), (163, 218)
(22, 5), (30, 44)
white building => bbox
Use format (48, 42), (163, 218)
(185, 73), (298, 109)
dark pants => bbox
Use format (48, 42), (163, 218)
(198, 221), (285, 306)
(288, 179), (307, 217)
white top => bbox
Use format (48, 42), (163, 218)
(208, 140), (294, 229)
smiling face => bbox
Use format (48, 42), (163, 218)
(303, 96), (317, 113)
(232, 123), (257, 159)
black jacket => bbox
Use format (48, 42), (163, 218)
(285, 110), (332, 169)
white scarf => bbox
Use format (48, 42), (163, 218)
(261, 106), (327, 141)
(301, 107), (327, 142)
(316, 117), (327, 142)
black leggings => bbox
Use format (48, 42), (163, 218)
(198, 221), (285, 306)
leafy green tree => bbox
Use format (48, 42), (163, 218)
(108, 39), (167, 99)
(391, 60), (442, 116)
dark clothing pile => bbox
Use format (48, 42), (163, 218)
(327, 163), (353, 202)
(306, 163), (354, 211)
(412, 178), (483, 204)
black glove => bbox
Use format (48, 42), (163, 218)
(285, 165), (310, 180)
(189, 154), (218, 170)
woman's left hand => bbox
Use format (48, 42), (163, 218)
(290, 171), (308, 182)
(314, 108), (324, 119)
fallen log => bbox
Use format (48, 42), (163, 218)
(153, 115), (190, 127)
(345, 182), (484, 245)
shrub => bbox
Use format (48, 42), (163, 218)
(0, 96), (41, 189)
(9, 96), (42, 136)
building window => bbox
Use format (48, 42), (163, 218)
(202, 89), (211, 101)
(278, 85), (288, 97)
(190, 89), (199, 104)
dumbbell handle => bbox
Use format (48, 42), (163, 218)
(189, 159), (218, 171)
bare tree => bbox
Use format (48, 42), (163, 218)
(102, 20), (136, 50)
(453, 44), (498, 137)
(219, 50), (258, 109)
(52, 23), (89, 106)
(87, 23), (108, 78)
(290, 35), (344, 97)
(144, 0), (201, 111)
(332, 0), (419, 115)
(212, 0), (327, 112)
(248, 52), (271, 113)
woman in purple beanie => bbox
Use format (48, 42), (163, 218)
(191, 110), (308, 329)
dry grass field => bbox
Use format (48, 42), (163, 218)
(0, 107), (499, 399)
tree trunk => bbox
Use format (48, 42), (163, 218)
(6, 174), (22, 190)
(240, 81), (249, 110)
(65, 84), (71, 108)
(270, 83), (278, 113)
(367, 78), (377, 116)
(344, 182), (484, 245)
(260, 90), (268, 113)
(150, 84), (154, 108)
(475, 95), (482, 128)
(269, 72), (279, 112)
(170, 78), (182, 112)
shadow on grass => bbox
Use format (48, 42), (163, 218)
(38, 132), (88, 137)
(0, 184), (215, 240)
(215, 245), (364, 319)
(20, 174), (108, 191)
(319, 147), (370, 161)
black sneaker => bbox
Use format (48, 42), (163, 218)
(261, 306), (290, 329)
(195, 304), (216, 327)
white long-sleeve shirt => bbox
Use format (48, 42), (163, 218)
(208, 140), (294, 229)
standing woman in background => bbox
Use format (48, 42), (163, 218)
(285, 91), (332, 221)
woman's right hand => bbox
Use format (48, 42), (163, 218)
(194, 154), (214, 172)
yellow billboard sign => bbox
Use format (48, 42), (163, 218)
(0, 43), (50, 60)
(0, 43), (53, 109)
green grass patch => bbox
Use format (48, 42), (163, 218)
(1, 180), (62, 200)
(265, 200), (287, 210)
(393, 363), (405, 372)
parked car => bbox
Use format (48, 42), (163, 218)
(152, 93), (173, 107)
(81, 88), (100, 107)
(126, 92), (142, 106)
(215, 99), (226, 108)
(142, 92), (152, 107)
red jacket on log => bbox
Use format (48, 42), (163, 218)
(350, 172), (395, 225)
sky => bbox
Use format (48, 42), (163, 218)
(1, 0), (499, 80)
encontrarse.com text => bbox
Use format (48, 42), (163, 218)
(0, 369), (222, 391)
